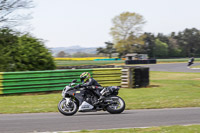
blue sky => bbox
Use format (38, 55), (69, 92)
(27, 0), (200, 48)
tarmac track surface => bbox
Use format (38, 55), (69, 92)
(144, 62), (200, 72)
(0, 107), (200, 133)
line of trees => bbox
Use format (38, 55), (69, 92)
(97, 12), (200, 58)
(143, 28), (200, 58)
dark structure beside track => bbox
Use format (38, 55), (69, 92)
(125, 53), (156, 65)
(121, 66), (149, 88)
(134, 66), (149, 88)
(125, 59), (157, 64)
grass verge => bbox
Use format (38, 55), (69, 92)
(55, 60), (124, 66)
(66, 125), (200, 133)
(55, 58), (200, 66)
(0, 71), (200, 113)
(191, 65), (200, 68)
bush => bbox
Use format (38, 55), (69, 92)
(0, 28), (55, 72)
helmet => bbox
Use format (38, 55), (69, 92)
(80, 72), (91, 83)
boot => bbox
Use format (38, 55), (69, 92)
(94, 95), (105, 106)
(98, 95), (105, 101)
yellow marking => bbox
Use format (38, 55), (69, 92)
(0, 73), (4, 94)
(0, 72), (3, 80)
(76, 91), (80, 93)
(0, 88), (3, 94)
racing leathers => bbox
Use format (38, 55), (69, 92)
(82, 78), (101, 87)
(75, 78), (103, 103)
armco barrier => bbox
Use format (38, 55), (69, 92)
(0, 67), (149, 95)
(0, 68), (121, 95)
(0, 72), (3, 94)
(93, 68), (121, 87)
(0, 69), (91, 94)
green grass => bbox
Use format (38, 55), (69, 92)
(191, 65), (200, 68)
(55, 60), (124, 66)
(55, 58), (200, 67)
(0, 93), (61, 114)
(0, 71), (200, 114)
(121, 71), (200, 109)
(67, 125), (200, 133)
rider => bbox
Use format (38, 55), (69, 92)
(80, 72), (101, 87)
(188, 57), (195, 66)
(77, 72), (104, 103)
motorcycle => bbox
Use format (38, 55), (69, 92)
(58, 79), (125, 116)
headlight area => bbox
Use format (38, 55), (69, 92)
(62, 86), (71, 97)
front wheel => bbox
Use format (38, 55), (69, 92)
(58, 98), (78, 116)
(106, 96), (125, 114)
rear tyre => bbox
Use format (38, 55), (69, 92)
(106, 96), (125, 114)
(58, 98), (78, 116)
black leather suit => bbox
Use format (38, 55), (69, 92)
(81, 78), (102, 98)
(82, 78), (101, 87)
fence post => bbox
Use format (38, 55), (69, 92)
(121, 67), (134, 88)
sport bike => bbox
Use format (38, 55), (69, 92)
(58, 79), (125, 116)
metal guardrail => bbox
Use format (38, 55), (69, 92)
(93, 68), (121, 87)
(0, 67), (149, 95)
(0, 68), (121, 95)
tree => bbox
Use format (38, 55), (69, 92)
(56, 51), (67, 57)
(110, 12), (146, 43)
(143, 32), (156, 58)
(176, 28), (200, 57)
(114, 34), (145, 57)
(154, 39), (168, 58)
(0, 0), (33, 27)
(156, 33), (169, 44)
(17, 34), (56, 71)
(0, 28), (55, 72)
(0, 28), (19, 71)
(168, 34), (181, 57)
(96, 42), (116, 58)
(109, 12), (146, 57)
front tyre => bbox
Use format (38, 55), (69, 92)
(106, 96), (125, 114)
(58, 98), (78, 116)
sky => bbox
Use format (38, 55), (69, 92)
(25, 0), (200, 48)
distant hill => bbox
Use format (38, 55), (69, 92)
(49, 45), (98, 56)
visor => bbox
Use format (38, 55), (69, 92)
(80, 77), (85, 83)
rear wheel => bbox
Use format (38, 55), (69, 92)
(58, 98), (78, 116)
(106, 96), (125, 114)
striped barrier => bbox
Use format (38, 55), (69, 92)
(93, 68), (121, 87)
(0, 68), (121, 95)
(0, 72), (3, 94)
(0, 67), (149, 95)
